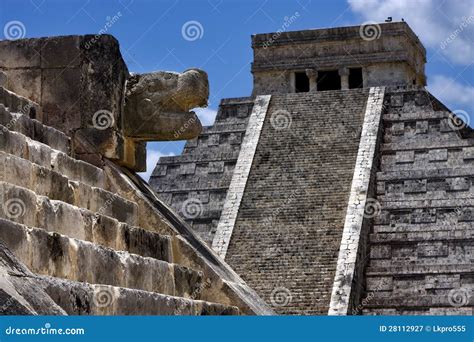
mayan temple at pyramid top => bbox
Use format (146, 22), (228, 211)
(251, 21), (426, 94)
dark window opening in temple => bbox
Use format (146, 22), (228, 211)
(349, 68), (363, 89)
(317, 70), (341, 91)
(295, 72), (310, 92)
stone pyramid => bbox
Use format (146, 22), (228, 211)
(151, 22), (474, 315)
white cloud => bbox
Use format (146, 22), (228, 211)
(428, 75), (474, 107)
(194, 107), (218, 126)
(348, 0), (474, 65)
(138, 149), (174, 182)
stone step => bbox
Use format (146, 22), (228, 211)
(369, 229), (474, 244)
(0, 124), (105, 188)
(379, 198), (474, 210)
(377, 191), (474, 202)
(369, 252), (472, 268)
(360, 293), (474, 309)
(152, 182), (230, 193)
(383, 132), (463, 146)
(382, 111), (449, 122)
(201, 123), (248, 134)
(0, 153), (138, 225)
(363, 307), (474, 315)
(381, 139), (471, 152)
(0, 182), (168, 260)
(365, 273), (470, 292)
(153, 163), (234, 180)
(0, 87), (40, 120)
(157, 150), (240, 164)
(0, 218), (203, 298)
(152, 178), (231, 192)
(0, 178), (137, 227)
(384, 133), (462, 147)
(366, 264), (473, 276)
(0, 105), (70, 154)
(40, 275), (239, 315)
(373, 222), (473, 234)
(379, 153), (471, 172)
(377, 168), (473, 181)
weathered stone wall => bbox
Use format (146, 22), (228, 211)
(0, 35), (126, 134)
(0, 75), (272, 316)
(0, 35), (273, 316)
(251, 22), (426, 94)
(223, 89), (369, 314)
(361, 88), (474, 314)
(0, 35), (136, 168)
(150, 97), (254, 244)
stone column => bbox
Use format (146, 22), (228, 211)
(305, 68), (318, 92)
(339, 67), (350, 90)
(362, 68), (369, 88)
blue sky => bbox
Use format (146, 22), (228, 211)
(1, 0), (473, 180)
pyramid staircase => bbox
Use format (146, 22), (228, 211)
(0, 86), (270, 315)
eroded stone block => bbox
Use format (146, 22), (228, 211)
(180, 163), (196, 175)
(366, 276), (393, 291)
(412, 209), (437, 223)
(417, 242), (448, 258)
(207, 134), (219, 146)
(428, 149), (448, 162)
(462, 146), (474, 160)
(415, 120), (428, 134)
(395, 150), (415, 164)
(403, 179), (427, 193)
(446, 177), (470, 191)
(370, 245), (391, 259)
(208, 161), (224, 173)
(391, 122), (404, 135)
(390, 94), (404, 107)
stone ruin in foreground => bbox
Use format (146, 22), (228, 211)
(0, 34), (270, 315)
(0, 22), (472, 316)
